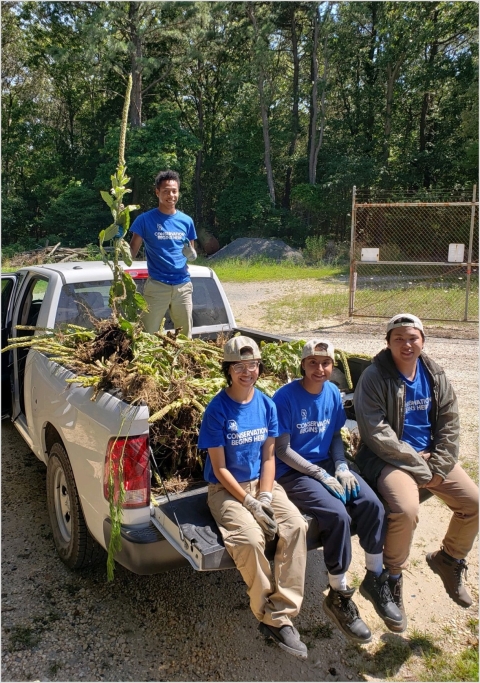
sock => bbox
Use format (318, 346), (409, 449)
(389, 573), (401, 580)
(328, 572), (348, 591)
(365, 552), (383, 576)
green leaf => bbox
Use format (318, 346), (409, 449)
(104, 223), (119, 241)
(119, 242), (132, 266)
(134, 292), (148, 311)
(118, 318), (134, 334)
(100, 190), (114, 208)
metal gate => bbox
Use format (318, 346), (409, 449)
(348, 187), (479, 322)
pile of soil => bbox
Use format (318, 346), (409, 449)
(207, 237), (303, 262)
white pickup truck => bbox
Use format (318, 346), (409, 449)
(1, 261), (368, 577)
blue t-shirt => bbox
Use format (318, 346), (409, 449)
(273, 380), (346, 479)
(400, 360), (433, 452)
(198, 388), (279, 484)
(130, 207), (197, 285)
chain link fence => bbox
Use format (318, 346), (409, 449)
(348, 187), (479, 322)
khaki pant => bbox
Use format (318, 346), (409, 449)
(377, 462), (479, 574)
(208, 480), (308, 627)
(141, 277), (193, 337)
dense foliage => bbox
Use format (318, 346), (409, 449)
(2, 1), (478, 254)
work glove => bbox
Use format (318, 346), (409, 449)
(334, 461), (360, 502)
(182, 237), (197, 261)
(257, 491), (273, 505)
(243, 493), (278, 541)
(313, 467), (347, 504)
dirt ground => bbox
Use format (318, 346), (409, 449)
(1, 278), (478, 682)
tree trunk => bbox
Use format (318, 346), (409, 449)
(383, 59), (403, 163)
(248, 4), (275, 205)
(283, 6), (300, 209)
(364, 2), (378, 150)
(420, 7), (439, 187)
(309, 3), (330, 185)
(129, 3), (142, 128)
(308, 7), (320, 184)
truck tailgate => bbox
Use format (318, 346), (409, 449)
(152, 486), (236, 571)
(152, 485), (321, 571)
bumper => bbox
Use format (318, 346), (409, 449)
(103, 519), (190, 575)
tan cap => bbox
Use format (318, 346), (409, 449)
(386, 313), (424, 334)
(301, 339), (335, 361)
(223, 336), (261, 362)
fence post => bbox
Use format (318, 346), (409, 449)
(463, 184), (476, 321)
(348, 186), (357, 318)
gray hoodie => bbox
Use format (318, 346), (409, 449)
(353, 348), (459, 486)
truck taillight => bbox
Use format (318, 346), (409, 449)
(104, 435), (150, 509)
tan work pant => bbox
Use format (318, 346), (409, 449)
(208, 479), (308, 628)
(141, 277), (193, 337)
(377, 462), (479, 574)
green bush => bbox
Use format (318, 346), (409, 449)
(303, 235), (327, 264)
(40, 182), (111, 248)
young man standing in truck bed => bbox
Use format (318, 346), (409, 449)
(129, 170), (197, 337)
(354, 313), (479, 629)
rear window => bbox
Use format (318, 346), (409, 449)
(54, 276), (228, 329)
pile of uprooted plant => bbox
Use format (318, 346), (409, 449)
(7, 320), (363, 488)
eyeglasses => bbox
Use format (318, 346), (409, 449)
(231, 361), (260, 373)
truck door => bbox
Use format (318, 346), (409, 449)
(1, 275), (18, 418)
(9, 274), (50, 420)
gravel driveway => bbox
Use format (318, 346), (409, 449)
(2, 280), (478, 682)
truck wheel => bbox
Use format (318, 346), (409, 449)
(46, 442), (104, 569)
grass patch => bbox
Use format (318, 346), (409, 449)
(48, 661), (62, 676)
(349, 571), (362, 588)
(419, 645), (478, 681)
(467, 616), (478, 633)
(197, 256), (346, 283)
(354, 285), (479, 321)
(460, 459), (479, 485)
(299, 621), (334, 640)
(8, 625), (41, 651)
(264, 283), (479, 328)
(264, 288), (349, 327)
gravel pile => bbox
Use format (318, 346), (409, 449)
(207, 238), (303, 262)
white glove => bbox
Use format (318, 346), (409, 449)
(243, 493), (277, 540)
(182, 240), (197, 261)
(335, 461), (360, 502)
(257, 491), (273, 504)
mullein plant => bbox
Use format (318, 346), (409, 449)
(99, 73), (148, 328)
(98, 73), (147, 579)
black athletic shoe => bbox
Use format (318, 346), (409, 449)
(323, 585), (372, 643)
(360, 569), (405, 632)
(387, 574), (408, 632)
(258, 622), (308, 659)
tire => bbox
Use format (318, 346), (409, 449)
(46, 442), (104, 569)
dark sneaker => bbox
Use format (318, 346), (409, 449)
(360, 569), (405, 633)
(426, 548), (472, 607)
(387, 574), (407, 632)
(258, 622), (308, 659)
(323, 586), (372, 643)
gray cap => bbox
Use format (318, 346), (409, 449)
(224, 336), (261, 362)
(386, 313), (424, 334)
(301, 339), (335, 361)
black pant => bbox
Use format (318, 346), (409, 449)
(279, 461), (386, 575)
